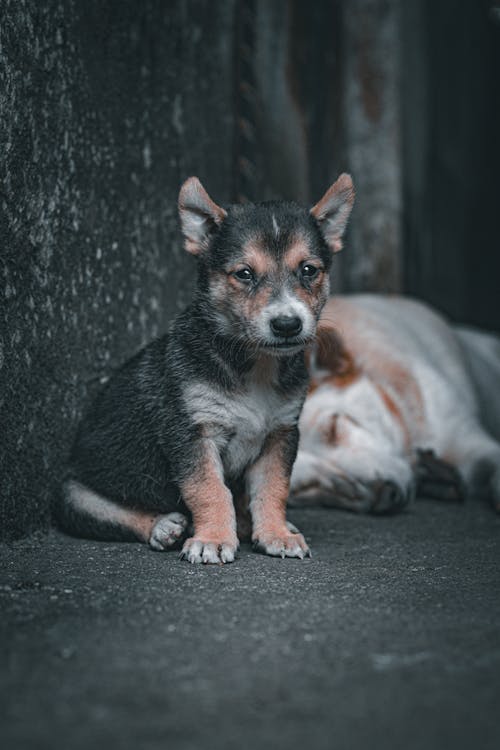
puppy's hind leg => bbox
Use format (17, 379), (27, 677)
(60, 480), (188, 548)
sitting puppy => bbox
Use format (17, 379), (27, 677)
(60, 174), (355, 563)
(290, 294), (500, 513)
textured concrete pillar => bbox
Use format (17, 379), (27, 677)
(0, 0), (236, 540)
(341, 0), (402, 292)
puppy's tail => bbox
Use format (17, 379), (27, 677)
(55, 479), (152, 542)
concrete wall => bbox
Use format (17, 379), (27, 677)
(0, 0), (236, 539)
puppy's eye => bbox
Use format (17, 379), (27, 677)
(233, 268), (254, 283)
(300, 263), (320, 280)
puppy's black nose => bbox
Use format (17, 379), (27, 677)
(270, 316), (303, 337)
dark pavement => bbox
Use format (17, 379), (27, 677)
(1, 500), (499, 750)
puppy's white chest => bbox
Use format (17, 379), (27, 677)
(184, 380), (300, 477)
(224, 386), (279, 474)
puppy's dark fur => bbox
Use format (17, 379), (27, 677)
(59, 175), (355, 563)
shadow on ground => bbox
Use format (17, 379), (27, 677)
(1, 501), (499, 750)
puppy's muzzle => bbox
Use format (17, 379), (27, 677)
(270, 316), (303, 338)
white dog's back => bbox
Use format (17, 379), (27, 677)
(455, 326), (500, 441)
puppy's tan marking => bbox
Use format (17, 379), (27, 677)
(180, 438), (238, 563)
(294, 283), (326, 317)
(283, 239), (314, 271)
(233, 239), (276, 278)
(245, 285), (273, 318)
(224, 240), (282, 322)
(247, 429), (310, 558)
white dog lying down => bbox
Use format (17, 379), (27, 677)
(290, 295), (500, 514)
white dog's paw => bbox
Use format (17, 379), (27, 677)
(253, 523), (311, 559)
(369, 479), (415, 515)
(416, 449), (467, 502)
(149, 512), (189, 550)
(180, 536), (239, 564)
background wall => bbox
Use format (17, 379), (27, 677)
(402, 0), (500, 331)
(0, 0), (237, 539)
(1, 0), (499, 540)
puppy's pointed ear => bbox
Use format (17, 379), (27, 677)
(310, 174), (355, 253)
(178, 177), (227, 255)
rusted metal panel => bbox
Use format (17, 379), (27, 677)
(252, 0), (403, 292)
(341, 0), (403, 293)
(252, 0), (342, 206)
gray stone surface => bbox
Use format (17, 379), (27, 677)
(0, 0), (236, 540)
(2, 501), (499, 750)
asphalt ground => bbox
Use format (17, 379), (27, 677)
(1, 499), (499, 750)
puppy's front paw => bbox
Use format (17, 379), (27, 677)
(149, 512), (189, 550)
(180, 535), (239, 564)
(253, 522), (311, 559)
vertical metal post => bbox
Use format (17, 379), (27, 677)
(341, 0), (403, 293)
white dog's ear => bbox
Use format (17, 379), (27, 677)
(310, 174), (355, 253)
(178, 177), (227, 255)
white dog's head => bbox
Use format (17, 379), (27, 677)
(290, 326), (415, 513)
